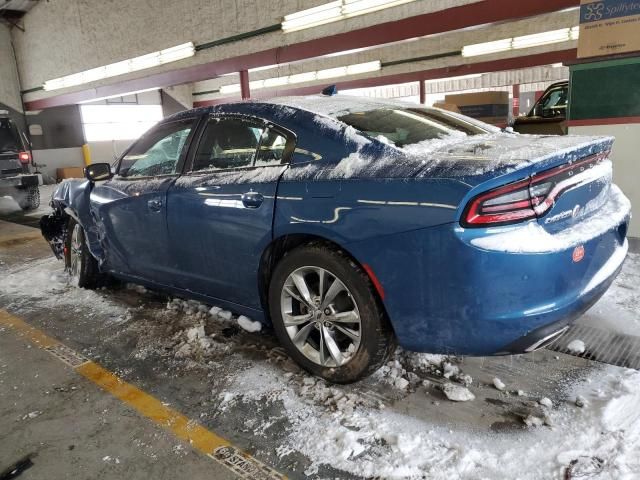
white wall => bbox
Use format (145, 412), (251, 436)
(570, 123), (640, 238)
(0, 24), (23, 113)
(32, 147), (84, 183)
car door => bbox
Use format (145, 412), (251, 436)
(89, 117), (198, 280)
(165, 114), (295, 309)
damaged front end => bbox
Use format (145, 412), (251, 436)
(40, 210), (67, 259)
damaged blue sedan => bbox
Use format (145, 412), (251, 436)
(40, 95), (631, 383)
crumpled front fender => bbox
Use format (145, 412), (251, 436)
(44, 179), (106, 265)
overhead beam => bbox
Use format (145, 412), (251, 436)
(194, 49), (577, 106)
(25, 0), (579, 110)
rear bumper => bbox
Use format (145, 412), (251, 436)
(0, 174), (40, 188)
(347, 186), (631, 356)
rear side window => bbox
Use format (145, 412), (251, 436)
(255, 128), (288, 166)
(119, 119), (194, 177)
(192, 117), (263, 172)
(0, 119), (21, 153)
(337, 108), (489, 147)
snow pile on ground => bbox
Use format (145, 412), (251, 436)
(237, 315), (262, 333)
(0, 257), (126, 320)
(567, 339), (586, 354)
(442, 383), (475, 402)
(166, 297), (261, 335)
(217, 359), (640, 479)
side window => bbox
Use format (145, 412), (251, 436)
(119, 119), (194, 177)
(255, 128), (288, 166)
(192, 117), (264, 172)
(539, 87), (568, 116)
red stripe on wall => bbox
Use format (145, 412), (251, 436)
(568, 117), (640, 127)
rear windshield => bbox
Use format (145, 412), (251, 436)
(0, 118), (21, 153)
(337, 108), (493, 148)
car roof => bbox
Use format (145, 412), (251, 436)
(164, 94), (496, 133)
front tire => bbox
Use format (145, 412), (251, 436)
(269, 244), (395, 383)
(65, 218), (102, 289)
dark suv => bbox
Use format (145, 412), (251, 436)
(512, 81), (568, 135)
(0, 113), (40, 210)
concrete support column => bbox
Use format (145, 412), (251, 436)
(419, 80), (425, 105)
(512, 84), (520, 117)
(239, 70), (250, 100)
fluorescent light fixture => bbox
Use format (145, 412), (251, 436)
(342, 0), (416, 16)
(424, 73), (482, 83)
(283, 0), (417, 32)
(219, 61), (381, 95)
(462, 39), (513, 57)
(512, 28), (572, 49)
(462, 27), (579, 57)
(550, 63), (564, 68)
(43, 42), (195, 91)
(219, 84), (242, 94)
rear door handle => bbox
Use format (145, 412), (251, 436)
(147, 199), (163, 212)
(241, 191), (264, 209)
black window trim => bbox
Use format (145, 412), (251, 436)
(182, 112), (297, 177)
(113, 116), (200, 181)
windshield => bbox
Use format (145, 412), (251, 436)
(0, 118), (21, 153)
(337, 108), (492, 148)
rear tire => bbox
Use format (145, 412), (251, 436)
(268, 244), (395, 384)
(65, 218), (102, 289)
(16, 186), (40, 211)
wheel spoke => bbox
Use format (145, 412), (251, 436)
(319, 327), (327, 366)
(317, 268), (326, 303)
(284, 286), (312, 309)
(292, 322), (315, 348)
(330, 310), (359, 323)
(291, 271), (314, 307)
(283, 312), (313, 327)
(333, 324), (360, 342)
(320, 278), (345, 310)
(322, 326), (343, 365)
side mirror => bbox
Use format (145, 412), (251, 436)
(85, 163), (113, 182)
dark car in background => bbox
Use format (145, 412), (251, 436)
(512, 81), (568, 135)
(0, 112), (40, 210)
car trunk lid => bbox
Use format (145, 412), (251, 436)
(431, 134), (616, 228)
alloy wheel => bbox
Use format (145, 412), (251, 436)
(280, 266), (362, 367)
(69, 223), (82, 280)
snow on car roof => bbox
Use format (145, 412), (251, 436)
(263, 94), (500, 133)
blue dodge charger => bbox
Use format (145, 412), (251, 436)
(41, 95), (631, 383)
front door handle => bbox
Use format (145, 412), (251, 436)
(241, 191), (264, 209)
(147, 199), (163, 212)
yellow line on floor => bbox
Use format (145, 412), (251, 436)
(0, 309), (285, 479)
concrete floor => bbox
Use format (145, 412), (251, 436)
(0, 202), (638, 479)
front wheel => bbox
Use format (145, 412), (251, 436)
(65, 218), (102, 289)
(269, 244), (395, 384)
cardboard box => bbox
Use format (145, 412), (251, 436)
(444, 91), (509, 126)
(56, 167), (84, 182)
(432, 102), (461, 113)
(578, 0), (640, 58)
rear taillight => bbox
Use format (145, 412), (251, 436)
(18, 151), (31, 164)
(462, 151), (609, 227)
